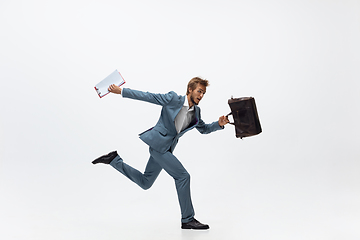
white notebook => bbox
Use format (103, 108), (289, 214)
(94, 70), (126, 98)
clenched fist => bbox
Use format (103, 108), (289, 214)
(218, 115), (230, 127)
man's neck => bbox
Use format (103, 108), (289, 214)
(187, 94), (194, 109)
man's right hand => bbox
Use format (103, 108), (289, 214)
(108, 84), (122, 94)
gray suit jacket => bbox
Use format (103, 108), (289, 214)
(122, 88), (224, 153)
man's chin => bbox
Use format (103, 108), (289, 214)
(190, 97), (198, 105)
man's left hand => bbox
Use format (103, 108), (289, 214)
(218, 115), (230, 127)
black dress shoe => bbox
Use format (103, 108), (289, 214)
(92, 151), (118, 164)
(181, 218), (209, 230)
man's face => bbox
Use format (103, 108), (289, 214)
(189, 84), (206, 105)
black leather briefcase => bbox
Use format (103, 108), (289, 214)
(227, 97), (262, 139)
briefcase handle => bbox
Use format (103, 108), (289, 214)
(226, 111), (252, 130)
(226, 112), (235, 125)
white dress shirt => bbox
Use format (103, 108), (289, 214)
(174, 97), (195, 133)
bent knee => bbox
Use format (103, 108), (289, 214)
(181, 172), (191, 181)
(142, 185), (151, 190)
(141, 182), (153, 190)
(185, 172), (190, 179)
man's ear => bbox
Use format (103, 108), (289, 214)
(187, 87), (193, 94)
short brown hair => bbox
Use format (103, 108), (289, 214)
(187, 77), (209, 95)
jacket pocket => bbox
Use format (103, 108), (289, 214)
(154, 126), (167, 136)
(139, 127), (153, 136)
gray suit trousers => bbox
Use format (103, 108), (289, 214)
(110, 147), (195, 223)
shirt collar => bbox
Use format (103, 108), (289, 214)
(184, 97), (195, 111)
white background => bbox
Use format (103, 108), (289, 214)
(1, 0), (360, 239)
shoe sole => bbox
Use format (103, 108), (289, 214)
(181, 226), (209, 230)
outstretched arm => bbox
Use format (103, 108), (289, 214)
(196, 115), (229, 134)
(108, 84), (175, 106)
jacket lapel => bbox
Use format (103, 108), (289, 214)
(172, 95), (186, 122)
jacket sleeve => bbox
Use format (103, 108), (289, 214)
(196, 118), (224, 134)
(122, 88), (175, 106)
(195, 108), (224, 134)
